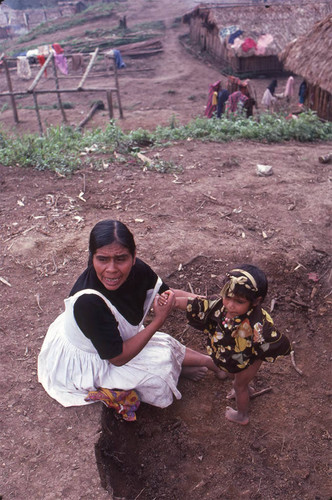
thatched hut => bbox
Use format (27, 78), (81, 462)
(182, 2), (331, 77)
(281, 14), (331, 120)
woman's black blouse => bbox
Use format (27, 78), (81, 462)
(70, 258), (169, 360)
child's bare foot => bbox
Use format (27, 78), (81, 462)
(226, 385), (255, 400)
(225, 406), (249, 425)
(181, 366), (208, 381)
(215, 370), (228, 380)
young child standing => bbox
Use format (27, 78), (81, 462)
(162, 265), (291, 425)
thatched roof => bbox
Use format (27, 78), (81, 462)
(183, 3), (331, 57)
(281, 14), (332, 93)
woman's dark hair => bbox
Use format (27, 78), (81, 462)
(225, 264), (268, 303)
(268, 79), (278, 95)
(88, 220), (136, 265)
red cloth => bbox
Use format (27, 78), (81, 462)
(242, 38), (257, 52)
(37, 55), (47, 77)
(52, 43), (64, 54)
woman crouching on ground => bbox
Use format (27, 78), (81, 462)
(38, 219), (221, 416)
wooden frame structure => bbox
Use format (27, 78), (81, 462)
(0, 48), (124, 135)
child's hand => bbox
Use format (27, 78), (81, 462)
(157, 290), (172, 307)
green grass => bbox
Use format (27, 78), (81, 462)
(0, 111), (331, 176)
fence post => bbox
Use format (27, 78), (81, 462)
(2, 57), (19, 123)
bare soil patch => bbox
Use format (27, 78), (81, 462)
(1, 1), (331, 499)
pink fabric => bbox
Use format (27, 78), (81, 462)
(242, 38), (257, 52)
(55, 54), (68, 75)
(284, 76), (294, 98)
(226, 91), (248, 113)
(256, 34), (274, 55)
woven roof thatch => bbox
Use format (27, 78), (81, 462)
(281, 14), (332, 93)
(184, 3), (331, 57)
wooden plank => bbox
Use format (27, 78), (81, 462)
(77, 48), (99, 90)
(28, 52), (53, 92)
(0, 88), (118, 97)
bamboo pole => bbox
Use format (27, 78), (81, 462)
(32, 91), (43, 136)
(28, 52), (53, 92)
(112, 60), (123, 118)
(51, 55), (67, 123)
(0, 87), (117, 97)
(77, 48), (99, 90)
(2, 57), (19, 123)
(106, 90), (113, 119)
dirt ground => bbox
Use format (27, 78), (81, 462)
(1, 1), (332, 499)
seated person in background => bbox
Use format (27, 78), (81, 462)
(226, 83), (256, 118)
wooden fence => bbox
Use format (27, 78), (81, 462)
(0, 48), (124, 135)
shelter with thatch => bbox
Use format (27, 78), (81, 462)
(182, 2), (331, 77)
(281, 14), (331, 121)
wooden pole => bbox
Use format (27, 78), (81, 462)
(51, 55), (67, 123)
(113, 60), (123, 118)
(77, 48), (99, 90)
(0, 87), (117, 97)
(28, 52), (53, 92)
(77, 100), (104, 129)
(106, 90), (113, 119)
(32, 91), (43, 136)
(2, 57), (19, 123)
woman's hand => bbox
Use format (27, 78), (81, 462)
(154, 290), (175, 322)
(157, 290), (173, 306)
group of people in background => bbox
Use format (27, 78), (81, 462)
(204, 79), (256, 119)
(205, 75), (307, 118)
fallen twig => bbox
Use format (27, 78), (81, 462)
(166, 254), (208, 278)
(270, 297), (277, 312)
(290, 298), (309, 309)
(134, 488), (145, 500)
(290, 350), (303, 376)
(35, 293), (43, 311)
(0, 276), (12, 287)
(250, 387), (273, 399)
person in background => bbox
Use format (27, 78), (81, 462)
(226, 83), (255, 117)
(217, 88), (230, 118)
(298, 80), (307, 107)
(261, 79), (278, 111)
(205, 80), (222, 118)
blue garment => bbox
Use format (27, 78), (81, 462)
(219, 25), (239, 39)
(298, 81), (307, 104)
(228, 30), (243, 45)
(113, 49), (126, 69)
(217, 89), (230, 118)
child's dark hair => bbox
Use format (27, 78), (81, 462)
(88, 220), (136, 265)
(222, 264), (268, 303)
